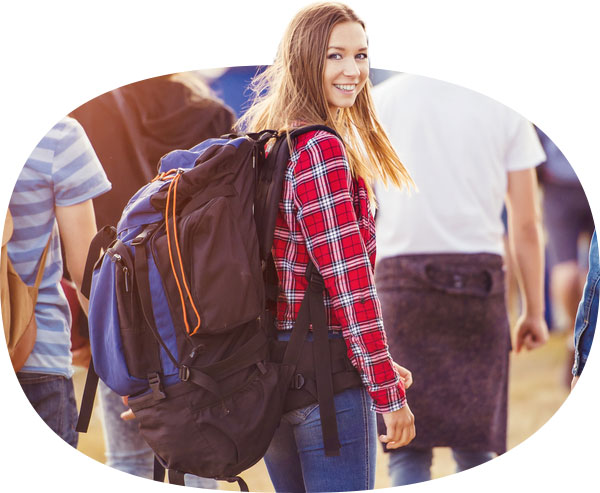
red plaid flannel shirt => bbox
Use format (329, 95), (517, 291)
(272, 130), (406, 413)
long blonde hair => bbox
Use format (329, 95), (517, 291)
(236, 1), (413, 201)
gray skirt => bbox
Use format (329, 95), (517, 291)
(375, 253), (510, 454)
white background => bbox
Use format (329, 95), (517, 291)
(1, 0), (598, 492)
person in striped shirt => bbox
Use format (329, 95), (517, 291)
(8, 116), (110, 447)
(236, 3), (415, 491)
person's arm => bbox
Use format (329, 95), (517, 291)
(56, 199), (98, 368)
(505, 168), (549, 352)
(292, 132), (414, 447)
(55, 199), (98, 315)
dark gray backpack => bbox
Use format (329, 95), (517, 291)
(76, 125), (361, 490)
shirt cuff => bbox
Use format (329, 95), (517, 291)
(369, 381), (407, 413)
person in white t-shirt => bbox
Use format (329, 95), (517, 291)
(372, 73), (549, 486)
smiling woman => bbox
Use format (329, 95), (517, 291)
(235, 2), (415, 492)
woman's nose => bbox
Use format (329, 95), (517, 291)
(342, 58), (360, 77)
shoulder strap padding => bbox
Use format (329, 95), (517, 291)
(255, 125), (340, 262)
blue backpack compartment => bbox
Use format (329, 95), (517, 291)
(86, 140), (235, 397)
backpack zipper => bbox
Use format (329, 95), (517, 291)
(110, 252), (130, 292)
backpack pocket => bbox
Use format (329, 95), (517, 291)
(88, 250), (148, 396)
(105, 240), (166, 380)
(129, 361), (294, 478)
(153, 191), (262, 336)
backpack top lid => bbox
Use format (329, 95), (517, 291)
(117, 136), (249, 234)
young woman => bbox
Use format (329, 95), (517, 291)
(236, 2), (415, 491)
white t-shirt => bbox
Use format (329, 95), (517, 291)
(373, 74), (546, 259)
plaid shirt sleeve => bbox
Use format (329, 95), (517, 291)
(291, 131), (406, 413)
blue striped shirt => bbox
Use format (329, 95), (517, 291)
(8, 117), (111, 378)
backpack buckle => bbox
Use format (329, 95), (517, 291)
(305, 262), (324, 292)
(148, 372), (166, 400)
(179, 365), (191, 382)
(290, 373), (305, 390)
(132, 224), (159, 246)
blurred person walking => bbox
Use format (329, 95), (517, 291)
(373, 73), (548, 486)
(6, 116), (110, 447)
(70, 72), (234, 487)
(535, 126), (594, 385)
(571, 230), (598, 389)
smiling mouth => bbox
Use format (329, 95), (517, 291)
(334, 84), (356, 93)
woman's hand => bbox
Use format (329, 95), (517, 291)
(393, 362), (413, 389)
(379, 403), (416, 449)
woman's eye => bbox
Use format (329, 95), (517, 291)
(328, 53), (342, 60)
(356, 53), (368, 60)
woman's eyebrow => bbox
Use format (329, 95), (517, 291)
(327, 45), (368, 51)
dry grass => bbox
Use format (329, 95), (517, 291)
(73, 332), (570, 491)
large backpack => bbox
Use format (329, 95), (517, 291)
(75, 125), (361, 490)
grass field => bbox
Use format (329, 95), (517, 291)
(73, 331), (571, 491)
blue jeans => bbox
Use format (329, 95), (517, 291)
(17, 372), (79, 448)
(264, 386), (376, 493)
(573, 230), (599, 376)
(388, 447), (495, 486)
(98, 380), (217, 488)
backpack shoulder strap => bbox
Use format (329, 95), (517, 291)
(81, 226), (117, 299)
(2, 209), (50, 288)
(255, 125), (340, 263)
(287, 124), (341, 141)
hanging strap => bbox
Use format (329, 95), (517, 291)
(217, 476), (250, 492)
(153, 456), (166, 482)
(167, 468), (186, 486)
(281, 261), (341, 456)
(306, 262), (340, 456)
(75, 356), (99, 432)
(74, 227), (118, 433)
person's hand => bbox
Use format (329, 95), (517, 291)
(120, 395), (136, 421)
(393, 362), (413, 389)
(571, 375), (579, 390)
(71, 341), (92, 368)
(513, 313), (549, 353)
(379, 403), (415, 449)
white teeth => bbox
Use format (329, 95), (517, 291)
(334, 84), (356, 91)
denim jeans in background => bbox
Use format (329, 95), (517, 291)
(573, 230), (599, 376)
(388, 447), (495, 486)
(17, 372), (79, 448)
(264, 386), (376, 493)
(98, 380), (218, 488)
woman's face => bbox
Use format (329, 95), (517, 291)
(322, 21), (369, 112)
